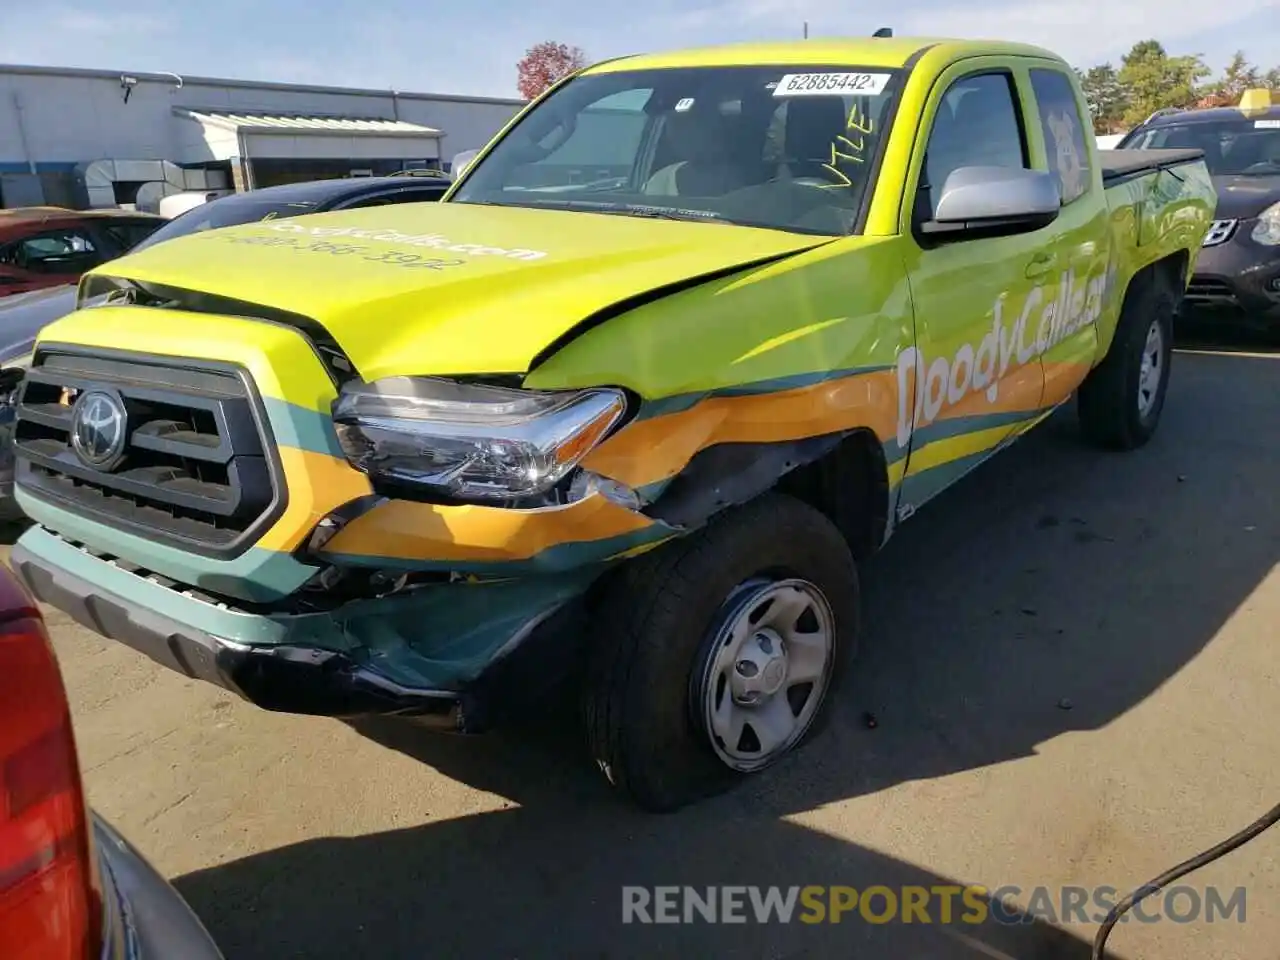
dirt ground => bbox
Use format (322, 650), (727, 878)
(6, 337), (1279, 959)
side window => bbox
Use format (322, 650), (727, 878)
(103, 222), (163, 252)
(1029, 68), (1092, 204)
(9, 229), (101, 274)
(920, 72), (1028, 219)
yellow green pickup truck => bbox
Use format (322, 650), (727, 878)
(8, 36), (1214, 811)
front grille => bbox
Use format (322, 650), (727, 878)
(14, 351), (283, 556)
(1184, 277), (1238, 305)
(1202, 219), (1237, 247)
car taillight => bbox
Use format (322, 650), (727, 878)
(0, 576), (98, 960)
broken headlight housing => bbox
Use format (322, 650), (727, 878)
(332, 376), (628, 504)
(77, 274), (141, 308)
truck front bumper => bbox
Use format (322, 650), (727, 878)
(10, 526), (595, 730)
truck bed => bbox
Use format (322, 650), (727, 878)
(1100, 148), (1206, 185)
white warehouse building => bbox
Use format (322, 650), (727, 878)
(0, 63), (525, 210)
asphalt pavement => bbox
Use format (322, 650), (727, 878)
(4, 334), (1278, 960)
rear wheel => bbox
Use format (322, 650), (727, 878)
(582, 493), (859, 812)
(1078, 275), (1176, 450)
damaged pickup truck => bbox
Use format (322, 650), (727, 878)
(8, 36), (1215, 811)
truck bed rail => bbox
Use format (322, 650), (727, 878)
(1100, 148), (1206, 185)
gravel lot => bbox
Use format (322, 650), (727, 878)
(5, 335), (1279, 960)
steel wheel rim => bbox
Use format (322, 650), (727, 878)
(696, 578), (836, 773)
(1137, 319), (1165, 418)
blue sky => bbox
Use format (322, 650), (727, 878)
(1, 0), (1277, 98)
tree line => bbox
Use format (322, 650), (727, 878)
(1078, 41), (1280, 134)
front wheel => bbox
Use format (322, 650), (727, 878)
(1077, 276), (1176, 450)
(582, 493), (859, 812)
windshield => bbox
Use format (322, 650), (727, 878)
(1122, 117), (1280, 176)
(132, 197), (324, 252)
(451, 65), (903, 235)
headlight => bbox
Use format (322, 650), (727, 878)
(332, 377), (627, 503)
(1252, 201), (1280, 246)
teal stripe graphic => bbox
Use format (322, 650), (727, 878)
(323, 517), (680, 576)
(15, 525), (600, 689)
(634, 364), (894, 421)
(884, 407), (1054, 462)
(897, 449), (996, 509)
(15, 492), (315, 603)
(262, 396), (346, 459)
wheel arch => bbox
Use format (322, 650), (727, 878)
(773, 429), (891, 563)
(1099, 248), (1188, 360)
(1159, 247), (1191, 290)
(640, 428), (892, 564)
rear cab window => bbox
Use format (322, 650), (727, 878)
(1028, 68), (1093, 203)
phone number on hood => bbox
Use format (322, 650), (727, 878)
(208, 234), (467, 270)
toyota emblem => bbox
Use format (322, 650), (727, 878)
(70, 390), (128, 470)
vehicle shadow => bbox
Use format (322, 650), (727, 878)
(175, 347), (1277, 959)
(175, 786), (1102, 959)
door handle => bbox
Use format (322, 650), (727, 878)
(1025, 252), (1057, 279)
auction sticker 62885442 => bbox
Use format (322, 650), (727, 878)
(773, 72), (891, 96)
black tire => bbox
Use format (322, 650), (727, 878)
(582, 492), (859, 812)
(1077, 274), (1177, 450)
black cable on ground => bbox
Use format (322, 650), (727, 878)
(1092, 801), (1280, 959)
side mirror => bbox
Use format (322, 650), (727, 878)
(920, 166), (1061, 240)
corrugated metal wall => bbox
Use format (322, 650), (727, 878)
(0, 66), (523, 207)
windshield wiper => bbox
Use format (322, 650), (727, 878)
(501, 198), (733, 223)
(595, 205), (731, 223)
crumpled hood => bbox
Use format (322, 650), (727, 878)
(86, 202), (835, 380)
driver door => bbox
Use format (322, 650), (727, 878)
(896, 62), (1056, 513)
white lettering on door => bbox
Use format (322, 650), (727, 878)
(897, 266), (1105, 448)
